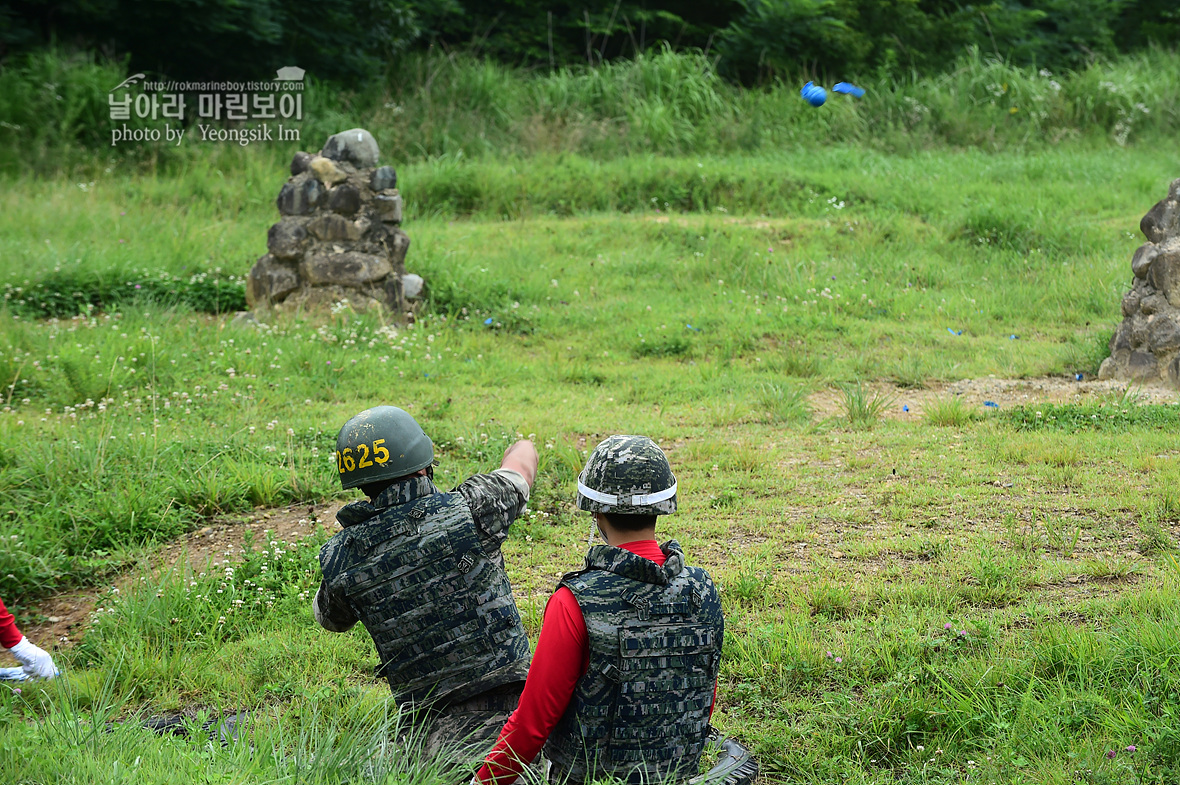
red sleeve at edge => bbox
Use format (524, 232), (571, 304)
(476, 587), (588, 785)
(0, 596), (23, 650)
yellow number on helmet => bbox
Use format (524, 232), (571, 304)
(373, 439), (390, 464)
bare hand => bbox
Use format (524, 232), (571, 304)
(500, 440), (539, 488)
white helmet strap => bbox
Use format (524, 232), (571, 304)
(577, 480), (677, 507)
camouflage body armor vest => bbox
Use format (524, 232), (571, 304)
(318, 477), (531, 706)
(544, 540), (724, 784)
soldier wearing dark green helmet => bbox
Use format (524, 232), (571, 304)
(313, 405), (540, 758)
(477, 436), (756, 785)
(333, 405), (436, 492)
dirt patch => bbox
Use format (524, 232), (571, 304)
(1025, 570), (1146, 609)
(808, 376), (1179, 421)
(12, 501), (344, 657)
(154, 501), (343, 576)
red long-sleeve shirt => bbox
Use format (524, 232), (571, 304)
(477, 540), (715, 785)
(0, 596), (24, 649)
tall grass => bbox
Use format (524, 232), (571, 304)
(0, 49), (148, 171)
(3, 44), (1180, 175)
(924, 397), (979, 427)
(839, 383), (893, 429)
(6, 671), (471, 784)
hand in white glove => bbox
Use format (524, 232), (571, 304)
(9, 636), (58, 679)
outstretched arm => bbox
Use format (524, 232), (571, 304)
(499, 440), (539, 489)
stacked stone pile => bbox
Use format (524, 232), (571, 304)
(246, 128), (423, 315)
(1100, 178), (1180, 385)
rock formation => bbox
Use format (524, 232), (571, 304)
(245, 128), (422, 315)
(1099, 178), (1180, 385)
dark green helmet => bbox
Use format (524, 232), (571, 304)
(335, 405), (433, 490)
(577, 435), (677, 515)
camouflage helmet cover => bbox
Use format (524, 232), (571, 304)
(335, 405), (434, 490)
(577, 435), (677, 515)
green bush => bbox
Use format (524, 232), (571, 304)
(0, 49), (156, 172)
(1, 268), (246, 318)
(1004, 402), (1180, 433)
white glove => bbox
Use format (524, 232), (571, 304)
(9, 636), (58, 679)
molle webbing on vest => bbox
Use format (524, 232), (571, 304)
(544, 542), (723, 784)
(319, 488), (530, 707)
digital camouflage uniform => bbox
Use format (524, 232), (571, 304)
(543, 540), (724, 784)
(315, 469), (532, 756)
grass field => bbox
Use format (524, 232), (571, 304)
(1, 140), (1180, 783)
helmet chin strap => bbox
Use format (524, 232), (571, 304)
(587, 514), (607, 547)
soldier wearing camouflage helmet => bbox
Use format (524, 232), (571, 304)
(313, 405), (539, 756)
(477, 435), (752, 785)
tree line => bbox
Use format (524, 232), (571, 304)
(0, 0), (1176, 84)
